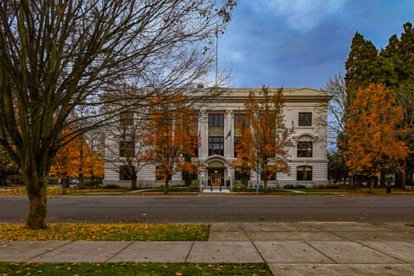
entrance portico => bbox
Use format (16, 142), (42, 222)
(201, 157), (231, 190)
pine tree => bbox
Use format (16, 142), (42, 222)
(345, 32), (394, 105)
(381, 22), (414, 187)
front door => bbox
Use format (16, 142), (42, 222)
(208, 168), (224, 186)
(211, 174), (222, 186)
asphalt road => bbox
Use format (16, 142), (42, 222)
(1, 195), (414, 223)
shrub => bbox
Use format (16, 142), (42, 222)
(104, 184), (120, 189)
(190, 180), (198, 190)
(283, 184), (306, 189)
(283, 184), (295, 189)
(317, 184), (341, 189)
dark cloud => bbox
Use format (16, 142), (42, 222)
(219, 0), (414, 89)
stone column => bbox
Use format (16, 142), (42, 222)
(225, 110), (233, 158)
(200, 110), (208, 158)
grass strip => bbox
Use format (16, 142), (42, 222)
(0, 262), (272, 276)
(0, 223), (209, 241)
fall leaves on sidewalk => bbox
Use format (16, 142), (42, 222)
(0, 223), (209, 241)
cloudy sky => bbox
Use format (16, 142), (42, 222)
(219, 0), (414, 89)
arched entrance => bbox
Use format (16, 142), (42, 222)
(207, 160), (225, 187)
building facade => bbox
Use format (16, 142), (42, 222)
(104, 87), (330, 189)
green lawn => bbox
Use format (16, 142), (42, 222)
(233, 187), (414, 195)
(0, 263), (272, 276)
(0, 223), (209, 241)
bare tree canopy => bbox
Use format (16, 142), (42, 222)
(0, 0), (236, 228)
(325, 73), (347, 148)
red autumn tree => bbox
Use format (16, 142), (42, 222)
(50, 131), (103, 194)
(345, 84), (408, 192)
(233, 125), (255, 187)
(143, 95), (198, 193)
(235, 86), (293, 191)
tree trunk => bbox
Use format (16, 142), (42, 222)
(402, 159), (407, 189)
(26, 176), (48, 229)
(263, 179), (268, 192)
(164, 177), (169, 194)
(61, 179), (67, 195)
(380, 171), (385, 187)
(0, 173), (5, 186)
(61, 176), (69, 195)
(369, 177), (374, 193)
(131, 174), (137, 190)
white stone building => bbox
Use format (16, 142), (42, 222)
(103, 87), (330, 189)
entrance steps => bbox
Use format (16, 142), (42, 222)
(202, 187), (231, 193)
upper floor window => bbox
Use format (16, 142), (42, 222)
(208, 136), (224, 156)
(234, 114), (249, 129)
(298, 112), (312, 126)
(208, 114), (224, 127)
(297, 141), (313, 158)
(234, 136), (241, 158)
(119, 140), (135, 157)
(120, 111), (134, 128)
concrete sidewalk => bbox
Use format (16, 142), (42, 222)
(1, 222), (414, 275)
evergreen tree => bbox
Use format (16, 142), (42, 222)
(381, 22), (414, 187)
(345, 32), (393, 105)
(344, 32), (396, 187)
(382, 22), (414, 85)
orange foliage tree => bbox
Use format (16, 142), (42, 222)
(233, 125), (255, 187)
(50, 132), (103, 193)
(345, 84), (408, 192)
(143, 95), (198, 193)
(235, 86), (293, 191)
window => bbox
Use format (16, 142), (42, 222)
(208, 114), (224, 127)
(297, 165), (312, 181)
(190, 115), (199, 157)
(192, 135), (199, 157)
(119, 141), (135, 157)
(234, 114), (248, 129)
(182, 171), (198, 181)
(234, 114), (248, 157)
(119, 165), (133, 180)
(267, 173), (277, 180)
(208, 136), (224, 156)
(120, 111), (134, 128)
(298, 112), (312, 126)
(155, 166), (171, 181)
(297, 141), (313, 158)
(234, 136), (241, 157)
(235, 170), (250, 181)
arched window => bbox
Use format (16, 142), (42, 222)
(297, 165), (312, 181)
(297, 136), (313, 158)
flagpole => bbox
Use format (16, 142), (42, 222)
(215, 25), (218, 87)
